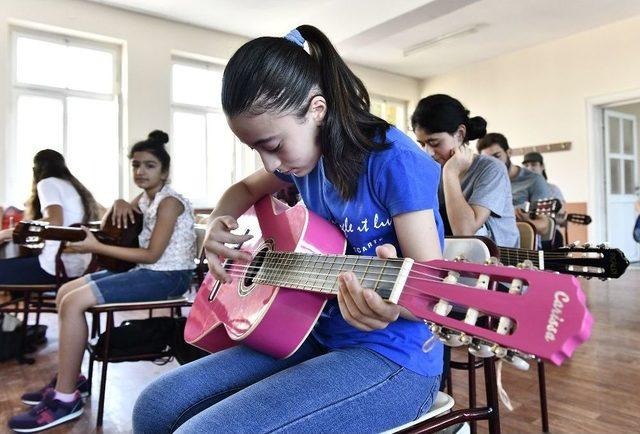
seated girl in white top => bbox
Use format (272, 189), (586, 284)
(8, 130), (196, 433)
(0, 149), (100, 284)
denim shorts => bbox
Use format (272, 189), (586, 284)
(87, 268), (193, 304)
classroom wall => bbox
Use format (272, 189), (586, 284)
(0, 0), (421, 204)
(421, 14), (640, 206)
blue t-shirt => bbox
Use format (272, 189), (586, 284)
(274, 126), (444, 377)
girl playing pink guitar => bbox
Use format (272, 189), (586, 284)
(134, 25), (445, 433)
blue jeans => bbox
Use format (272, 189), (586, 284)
(133, 336), (440, 433)
(87, 269), (193, 304)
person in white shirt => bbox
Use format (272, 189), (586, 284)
(0, 149), (100, 284)
(9, 130), (197, 433)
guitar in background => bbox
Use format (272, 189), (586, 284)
(445, 236), (629, 280)
(12, 210), (143, 272)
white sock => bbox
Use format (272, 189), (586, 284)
(53, 390), (77, 403)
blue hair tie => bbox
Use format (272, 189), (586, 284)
(284, 29), (305, 47)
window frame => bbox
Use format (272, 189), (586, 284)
(370, 94), (409, 132)
(170, 56), (252, 207)
(8, 27), (123, 206)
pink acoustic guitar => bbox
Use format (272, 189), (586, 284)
(185, 196), (592, 366)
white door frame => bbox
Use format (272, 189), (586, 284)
(586, 88), (640, 243)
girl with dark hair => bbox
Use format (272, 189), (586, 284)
(0, 149), (100, 285)
(9, 131), (196, 433)
(412, 94), (519, 249)
(133, 26), (444, 434)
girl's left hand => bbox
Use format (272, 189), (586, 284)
(64, 227), (101, 254)
(337, 244), (401, 331)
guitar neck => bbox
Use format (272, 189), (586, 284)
(252, 251), (412, 302)
(497, 246), (543, 269)
(38, 226), (109, 243)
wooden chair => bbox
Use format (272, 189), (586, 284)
(391, 358), (501, 434)
(516, 221), (537, 250)
(85, 224), (207, 427)
(516, 220), (550, 432)
(0, 244), (67, 364)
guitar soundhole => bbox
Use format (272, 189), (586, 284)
(244, 248), (267, 286)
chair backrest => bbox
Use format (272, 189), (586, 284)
(540, 216), (556, 242)
(193, 224), (208, 286)
(195, 224), (207, 258)
(384, 392), (455, 433)
(517, 221), (537, 250)
(2, 206), (24, 229)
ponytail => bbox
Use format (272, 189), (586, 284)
(222, 25), (390, 200)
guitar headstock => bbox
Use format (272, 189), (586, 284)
(399, 259), (592, 366)
(566, 213), (592, 225)
(553, 243), (629, 279)
(12, 221), (48, 246)
(529, 198), (562, 217)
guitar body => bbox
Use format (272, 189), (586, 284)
(94, 211), (143, 272)
(185, 197), (347, 358)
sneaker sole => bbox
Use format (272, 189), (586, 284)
(11, 407), (84, 433)
(21, 391), (89, 406)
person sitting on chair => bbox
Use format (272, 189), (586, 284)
(522, 151), (566, 248)
(412, 94), (519, 248)
(477, 133), (551, 237)
(9, 130), (197, 433)
(0, 150), (100, 285)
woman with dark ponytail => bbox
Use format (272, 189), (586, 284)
(9, 131), (196, 433)
(133, 26), (444, 433)
(0, 149), (99, 285)
(412, 94), (519, 248)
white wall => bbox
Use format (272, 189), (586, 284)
(0, 0), (421, 204)
(420, 14), (640, 204)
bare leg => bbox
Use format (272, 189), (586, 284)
(55, 285), (98, 393)
(55, 276), (90, 309)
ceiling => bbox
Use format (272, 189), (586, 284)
(87, 0), (640, 79)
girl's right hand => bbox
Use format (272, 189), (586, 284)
(111, 199), (141, 229)
(204, 216), (253, 283)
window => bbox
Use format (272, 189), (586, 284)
(370, 96), (408, 132)
(9, 30), (121, 208)
(171, 58), (255, 207)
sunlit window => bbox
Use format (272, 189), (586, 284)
(171, 58), (254, 207)
(9, 31), (121, 209)
(371, 96), (408, 132)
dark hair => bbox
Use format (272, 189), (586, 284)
(477, 132), (510, 153)
(221, 25), (390, 200)
(128, 130), (171, 173)
(26, 149), (100, 223)
(411, 94), (486, 142)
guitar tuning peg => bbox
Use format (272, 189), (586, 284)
(583, 243), (591, 248)
(468, 340), (494, 358)
(491, 345), (508, 358)
(486, 256), (501, 265)
(438, 328), (464, 348)
(597, 242), (609, 249)
(504, 353), (531, 371)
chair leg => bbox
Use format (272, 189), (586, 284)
(538, 360), (549, 432)
(18, 290), (34, 364)
(468, 352), (477, 434)
(97, 312), (113, 427)
(484, 358), (501, 434)
(35, 292), (43, 326)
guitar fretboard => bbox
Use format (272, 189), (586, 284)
(253, 251), (413, 301)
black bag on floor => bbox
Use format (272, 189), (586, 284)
(0, 313), (22, 362)
(171, 316), (208, 365)
(91, 317), (176, 362)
